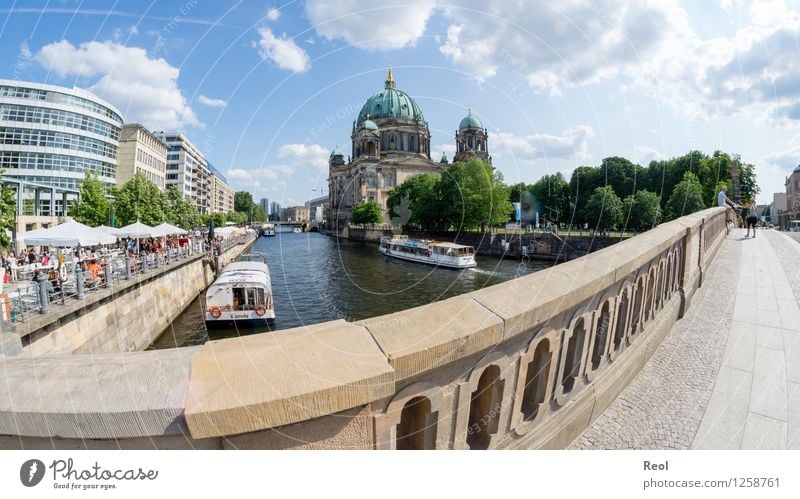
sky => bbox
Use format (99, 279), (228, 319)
(2, 0), (799, 206)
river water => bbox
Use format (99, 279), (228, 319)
(149, 231), (551, 349)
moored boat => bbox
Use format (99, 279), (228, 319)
(261, 223), (276, 237)
(204, 253), (275, 327)
(379, 235), (477, 269)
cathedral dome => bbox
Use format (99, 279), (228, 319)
(459, 109), (483, 130)
(356, 67), (426, 128)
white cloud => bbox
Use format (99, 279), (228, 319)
(35, 40), (201, 129)
(228, 167), (281, 180)
(439, 25), (498, 81)
(266, 8), (281, 21)
(433, 143), (456, 161)
(632, 146), (664, 166)
(491, 126), (594, 162)
(305, 0), (436, 50)
(196, 95), (227, 108)
(256, 27), (310, 73)
(278, 143), (330, 171)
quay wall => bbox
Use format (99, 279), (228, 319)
(7, 234), (256, 357)
(0, 209), (727, 449)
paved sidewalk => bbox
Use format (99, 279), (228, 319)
(571, 228), (800, 449)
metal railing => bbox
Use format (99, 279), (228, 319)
(3, 233), (255, 324)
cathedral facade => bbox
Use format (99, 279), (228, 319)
(328, 68), (490, 224)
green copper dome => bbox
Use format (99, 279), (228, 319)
(356, 67), (426, 127)
(360, 119), (378, 131)
(459, 109), (483, 130)
(330, 145), (345, 158)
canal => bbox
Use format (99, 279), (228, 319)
(149, 231), (551, 349)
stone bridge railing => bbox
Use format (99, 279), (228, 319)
(0, 208), (727, 449)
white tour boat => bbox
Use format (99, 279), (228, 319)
(379, 235), (477, 269)
(204, 253), (275, 327)
(261, 223), (276, 237)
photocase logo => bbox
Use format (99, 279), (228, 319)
(20, 459), (45, 487)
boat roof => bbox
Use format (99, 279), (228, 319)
(212, 271), (271, 287)
(223, 261), (269, 274)
(432, 242), (474, 249)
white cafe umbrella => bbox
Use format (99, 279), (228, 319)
(114, 221), (156, 238)
(21, 220), (117, 247)
(151, 222), (188, 237)
(95, 225), (122, 236)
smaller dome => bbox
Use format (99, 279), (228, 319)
(795, 164), (800, 173)
(459, 108), (483, 130)
(330, 145), (344, 158)
(360, 119), (378, 131)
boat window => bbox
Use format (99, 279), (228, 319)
(246, 288), (257, 309)
(232, 288), (245, 310)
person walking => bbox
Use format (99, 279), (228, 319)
(745, 199), (759, 238)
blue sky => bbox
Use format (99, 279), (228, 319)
(2, 0), (799, 206)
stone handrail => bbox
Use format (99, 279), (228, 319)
(0, 208), (727, 449)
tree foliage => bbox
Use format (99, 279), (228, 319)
(585, 186), (623, 232)
(0, 170), (15, 248)
(667, 172), (705, 219)
(113, 173), (166, 226)
(71, 173), (110, 227)
(622, 190), (661, 231)
(165, 186), (201, 230)
(388, 159), (512, 231)
(201, 212), (227, 227)
(234, 191), (254, 213)
(352, 200), (384, 224)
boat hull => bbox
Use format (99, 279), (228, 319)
(379, 246), (476, 269)
(204, 309), (275, 328)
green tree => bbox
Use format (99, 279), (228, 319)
(738, 159), (760, 204)
(71, 173), (110, 227)
(0, 175), (15, 248)
(113, 173), (166, 226)
(252, 205), (267, 222)
(667, 172), (705, 219)
(437, 158), (513, 231)
(584, 186), (623, 233)
(568, 166), (602, 224)
(227, 211), (247, 225)
(352, 200), (384, 224)
(622, 190), (661, 231)
(387, 173), (442, 230)
(530, 172), (571, 226)
(201, 212), (227, 227)
(165, 186), (201, 230)
(234, 191), (254, 213)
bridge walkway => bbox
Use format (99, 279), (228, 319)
(571, 228), (800, 449)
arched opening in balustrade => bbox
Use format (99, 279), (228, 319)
(591, 301), (611, 370)
(644, 268), (656, 322)
(613, 289), (629, 352)
(664, 256), (673, 301)
(467, 365), (504, 450)
(655, 260), (665, 310)
(521, 340), (551, 421)
(630, 277), (645, 337)
(561, 318), (586, 394)
(397, 396), (437, 450)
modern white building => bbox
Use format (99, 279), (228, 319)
(117, 123), (167, 189)
(155, 131), (210, 215)
(0, 79), (122, 227)
(209, 164), (234, 214)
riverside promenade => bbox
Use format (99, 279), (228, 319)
(571, 228), (800, 450)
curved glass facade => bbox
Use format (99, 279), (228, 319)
(0, 79), (122, 216)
